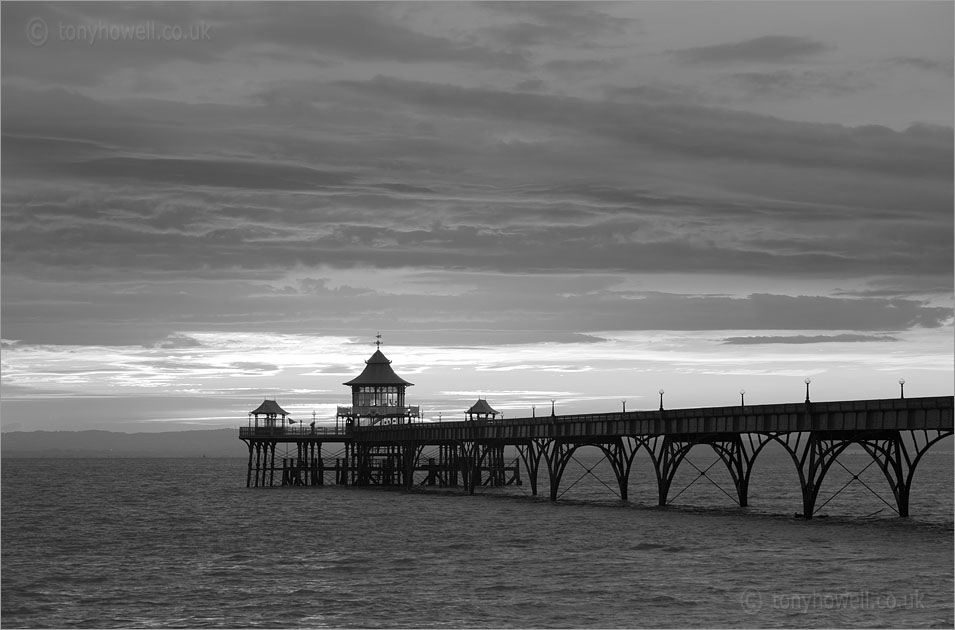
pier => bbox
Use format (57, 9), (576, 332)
(239, 344), (953, 519)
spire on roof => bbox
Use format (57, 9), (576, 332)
(343, 337), (414, 387)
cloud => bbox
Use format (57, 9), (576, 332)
(668, 35), (832, 64)
(481, 2), (635, 47)
(334, 76), (953, 179)
(542, 57), (625, 78)
(240, 3), (527, 68)
(888, 56), (954, 76)
(152, 334), (202, 349)
(1, 2), (951, 430)
(722, 334), (900, 345)
(48, 156), (354, 192)
(0, 3), (527, 89)
(729, 70), (870, 98)
(228, 362), (280, 373)
(4, 258), (950, 348)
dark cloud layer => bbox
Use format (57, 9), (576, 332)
(334, 76), (953, 178)
(729, 70), (869, 98)
(1, 2), (952, 352)
(888, 56), (954, 76)
(669, 35), (832, 64)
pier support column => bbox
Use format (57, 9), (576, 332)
(608, 437), (641, 501)
(771, 430), (943, 519)
(244, 441), (254, 487)
(252, 442), (262, 487)
(843, 429), (948, 518)
(515, 438), (550, 497)
(795, 432), (860, 519)
(402, 443), (421, 489)
(653, 436), (693, 506)
(319, 443), (326, 485)
(473, 442), (506, 488)
(708, 434), (773, 508)
(544, 440), (571, 501)
(647, 434), (771, 509)
(542, 438), (642, 502)
(455, 441), (477, 494)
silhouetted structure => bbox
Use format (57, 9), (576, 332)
(239, 343), (953, 519)
(337, 336), (418, 428)
(466, 398), (499, 421)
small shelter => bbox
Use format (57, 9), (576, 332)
(249, 399), (291, 428)
(466, 398), (500, 422)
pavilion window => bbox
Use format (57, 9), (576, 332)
(355, 386), (403, 407)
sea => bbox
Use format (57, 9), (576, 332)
(2, 444), (953, 629)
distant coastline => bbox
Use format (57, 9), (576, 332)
(1, 428), (242, 458)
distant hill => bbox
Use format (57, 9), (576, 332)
(1, 429), (245, 458)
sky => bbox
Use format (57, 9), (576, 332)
(2, 1), (953, 433)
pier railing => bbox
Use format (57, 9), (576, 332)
(352, 396), (953, 442)
(336, 405), (420, 419)
(239, 426), (351, 439)
(239, 397), (952, 443)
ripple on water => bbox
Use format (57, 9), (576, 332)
(2, 457), (952, 628)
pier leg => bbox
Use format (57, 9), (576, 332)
(403, 444), (419, 489)
(510, 457), (522, 486)
(776, 432), (867, 519)
(708, 434), (772, 508)
(449, 448), (459, 487)
(653, 436), (693, 507)
(245, 442), (253, 488)
(254, 442), (263, 487)
(516, 440), (548, 497)
(801, 434), (840, 519)
(856, 429), (952, 518)
(268, 443), (276, 487)
(544, 441), (575, 502)
(605, 437), (642, 502)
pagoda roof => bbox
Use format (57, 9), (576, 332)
(467, 398), (500, 416)
(250, 399), (289, 416)
(343, 349), (414, 387)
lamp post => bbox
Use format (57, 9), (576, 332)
(899, 378), (905, 399)
(659, 389), (665, 411)
(804, 378), (812, 403)
(740, 389), (745, 406)
(532, 405), (536, 418)
(550, 399), (556, 417)
(622, 400), (627, 413)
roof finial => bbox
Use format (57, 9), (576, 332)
(375, 332), (382, 349)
